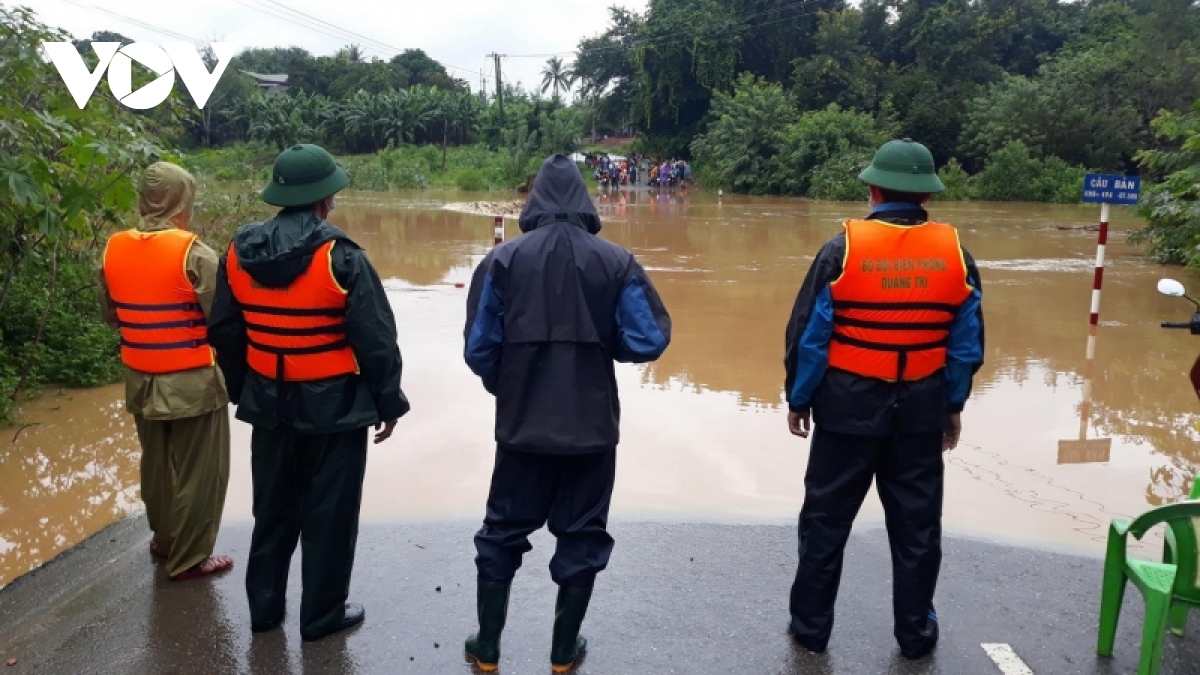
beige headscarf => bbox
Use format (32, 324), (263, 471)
(138, 162), (197, 231)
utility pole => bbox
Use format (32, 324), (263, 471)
(487, 52), (505, 125)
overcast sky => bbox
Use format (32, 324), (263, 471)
(27, 0), (647, 96)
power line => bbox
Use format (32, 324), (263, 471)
(506, 0), (823, 59)
(257, 0), (479, 75)
(59, 0), (200, 43)
(232, 0), (478, 76)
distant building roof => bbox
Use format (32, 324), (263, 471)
(241, 71), (289, 85)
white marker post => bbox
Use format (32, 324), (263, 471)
(1088, 201), (1110, 333)
(1059, 174), (1140, 464)
(493, 216), (504, 246)
(1080, 173), (1141, 333)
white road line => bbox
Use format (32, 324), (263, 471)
(981, 643), (1035, 675)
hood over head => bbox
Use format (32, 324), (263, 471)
(232, 207), (358, 288)
(518, 155), (601, 234)
(138, 162), (196, 231)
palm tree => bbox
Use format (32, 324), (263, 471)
(540, 57), (575, 99)
(336, 44), (365, 63)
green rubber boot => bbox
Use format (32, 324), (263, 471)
(464, 578), (511, 672)
(550, 584), (593, 673)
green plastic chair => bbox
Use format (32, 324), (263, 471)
(1097, 486), (1200, 675)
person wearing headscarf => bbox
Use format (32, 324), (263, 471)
(462, 155), (671, 672)
(99, 161), (233, 581)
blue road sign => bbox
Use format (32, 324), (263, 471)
(1082, 174), (1140, 205)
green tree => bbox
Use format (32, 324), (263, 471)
(540, 57), (575, 99)
(336, 44), (366, 63)
(963, 49), (1145, 171)
(767, 104), (894, 195)
(390, 49), (455, 90)
(690, 74), (798, 193)
(1131, 103), (1200, 267)
(0, 7), (166, 420)
(973, 141), (1085, 203)
(791, 10), (882, 111)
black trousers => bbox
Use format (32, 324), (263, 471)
(789, 427), (943, 653)
(245, 427), (368, 636)
(474, 447), (616, 587)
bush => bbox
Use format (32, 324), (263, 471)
(808, 150), (873, 201)
(182, 142), (276, 181)
(339, 153), (429, 190)
(454, 168), (488, 191)
(691, 74), (798, 194)
(0, 258), (122, 396)
(767, 104), (894, 196)
(937, 158), (974, 201)
(974, 141), (1086, 203)
(1130, 103), (1200, 267)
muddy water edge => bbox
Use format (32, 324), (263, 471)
(2, 189), (1193, 588)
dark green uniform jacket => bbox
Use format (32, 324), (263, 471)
(209, 207), (410, 434)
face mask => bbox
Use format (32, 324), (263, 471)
(329, 199), (337, 212)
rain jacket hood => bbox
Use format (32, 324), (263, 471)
(210, 207), (409, 434)
(518, 155), (601, 235)
(231, 207), (357, 288)
(465, 156), (672, 454)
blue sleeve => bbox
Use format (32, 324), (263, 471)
(787, 285), (835, 411)
(615, 275), (670, 363)
(944, 287), (983, 412)
(464, 272), (504, 392)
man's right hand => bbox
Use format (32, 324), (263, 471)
(942, 413), (962, 452)
(374, 419), (398, 444)
(788, 409), (811, 438)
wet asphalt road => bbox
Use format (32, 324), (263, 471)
(2, 517), (1198, 674)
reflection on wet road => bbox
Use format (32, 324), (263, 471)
(3, 189), (1194, 586)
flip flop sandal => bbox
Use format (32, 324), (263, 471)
(169, 555), (234, 582)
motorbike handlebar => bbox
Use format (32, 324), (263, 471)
(1162, 322), (1194, 329)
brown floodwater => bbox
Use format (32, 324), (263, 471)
(3, 188), (1195, 587)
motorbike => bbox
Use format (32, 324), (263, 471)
(1157, 278), (1200, 399)
(593, 169), (619, 189)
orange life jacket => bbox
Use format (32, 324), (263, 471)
(828, 219), (971, 382)
(102, 228), (214, 374)
(225, 241), (358, 382)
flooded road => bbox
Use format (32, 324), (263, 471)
(3, 189), (1193, 586)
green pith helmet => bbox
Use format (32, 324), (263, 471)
(260, 144), (351, 207)
(858, 138), (945, 194)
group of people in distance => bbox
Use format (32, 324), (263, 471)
(585, 151), (691, 189)
(99, 137), (983, 673)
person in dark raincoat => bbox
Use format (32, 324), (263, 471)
(208, 144), (409, 642)
(783, 139), (985, 659)
(461, 155), (671, 673)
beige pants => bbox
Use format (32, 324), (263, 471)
(135, 408), (230, 577)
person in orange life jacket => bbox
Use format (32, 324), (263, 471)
(208, 144), (410, 642)
(99, 162), (234, 581)
(782, 139), (984, 659)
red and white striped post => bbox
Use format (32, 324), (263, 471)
(1086, 202), (1110, 361)
(494, 216), (504, 246)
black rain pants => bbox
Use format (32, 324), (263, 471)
(245, 427), (368, 637)
(474, 447), (616, 588)
(789, 427), (943, 654)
